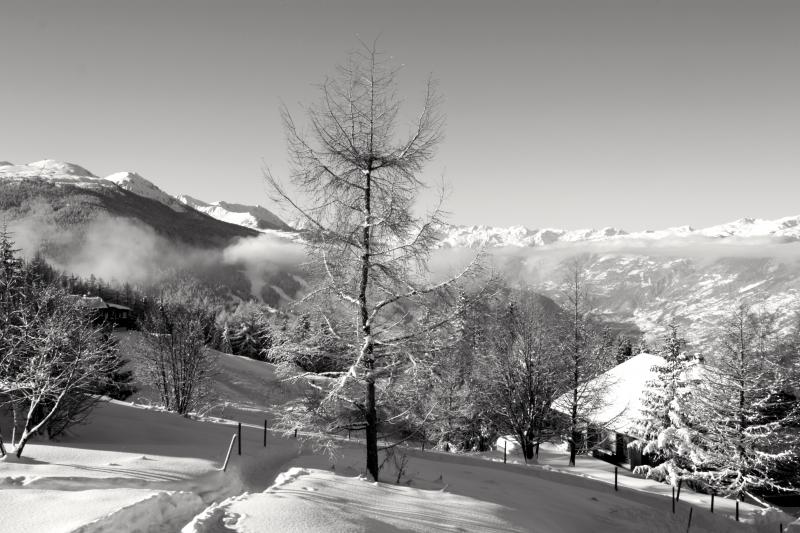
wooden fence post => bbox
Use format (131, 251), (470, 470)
(504, 441), (507, 464)
(672, 487), (675, 513)
(294, 428), (297, 439)
(264, 419), (267, 448)
(686, 507), (693, 533)
(735, 500), (739, 522)
(222, 434), (237, 472)
(238, 422), (242, 455)
(676, 478), (682, 501)
(710, 493), (714, 513)
(614, 467), (618, 491)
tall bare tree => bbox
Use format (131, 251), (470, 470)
(479, 288), (565, 461)
(557, 259), (613, 466)
(267, 42), (479, 481)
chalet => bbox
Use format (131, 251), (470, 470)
(552, 352), (666, 470)
(67, 295), (133, 328)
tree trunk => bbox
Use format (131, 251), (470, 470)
(569, 433), (578, 466)
(365, 377), (379, 481)
(361, 166), (378, 481)
(569, 386), (579, 466)
(524, 440), (534, 461)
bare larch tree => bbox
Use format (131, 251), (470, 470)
(267, 42), (479, 481)
(557, 259), (613, 466)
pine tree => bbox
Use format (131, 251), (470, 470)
(0, 224), (24, 300)
(632, 325), (700, 485)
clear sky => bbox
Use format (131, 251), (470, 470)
(2, 0), (799, 231)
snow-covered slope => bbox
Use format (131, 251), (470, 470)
(1, 331), (791, 532)
(177, 194), (290, 231)
(106, 171), (187, 212)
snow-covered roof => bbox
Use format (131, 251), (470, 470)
(553, 352), (664, 435)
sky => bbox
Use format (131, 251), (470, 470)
(2, 0), (799, 231)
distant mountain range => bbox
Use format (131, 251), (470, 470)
(438, 216), (800, 249)
(436, 219), (800, 348)
(2, 159), (799, 348)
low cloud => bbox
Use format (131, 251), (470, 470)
(9, 211), (307, 303)
(222, 233), (307, 300)
(429, 234), (800, 286)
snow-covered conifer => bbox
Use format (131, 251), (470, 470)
(632, 324), (700, 485)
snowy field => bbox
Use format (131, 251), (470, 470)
(2, 347), (796, 533)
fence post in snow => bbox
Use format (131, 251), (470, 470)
(504, 441), (507, 464)
(238, 422), (242, 455)
(672, 487), (675, 513)
(222, 434), (237, 472)
(294, 428), (297, 439)
(686, 507), (693, 533)
(735, 500), (739, 522)
(710, 493), (714, 513)
(264, 419), (267, 448)
(676, 478), (682, 501)
(614, 467), (618, 491)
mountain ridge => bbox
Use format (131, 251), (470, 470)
(0, 160), (289, 232)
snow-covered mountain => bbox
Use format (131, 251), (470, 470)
(106, 171), (187, 212)
(0, 159), (110, 188)
(0, 160), (289, 231)
(0, 158), (265, 249)
(176, 194), (291, 231)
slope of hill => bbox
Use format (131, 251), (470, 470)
(1, 341), (784, 532)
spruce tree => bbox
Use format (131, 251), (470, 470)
(632, 324), (700, 485)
